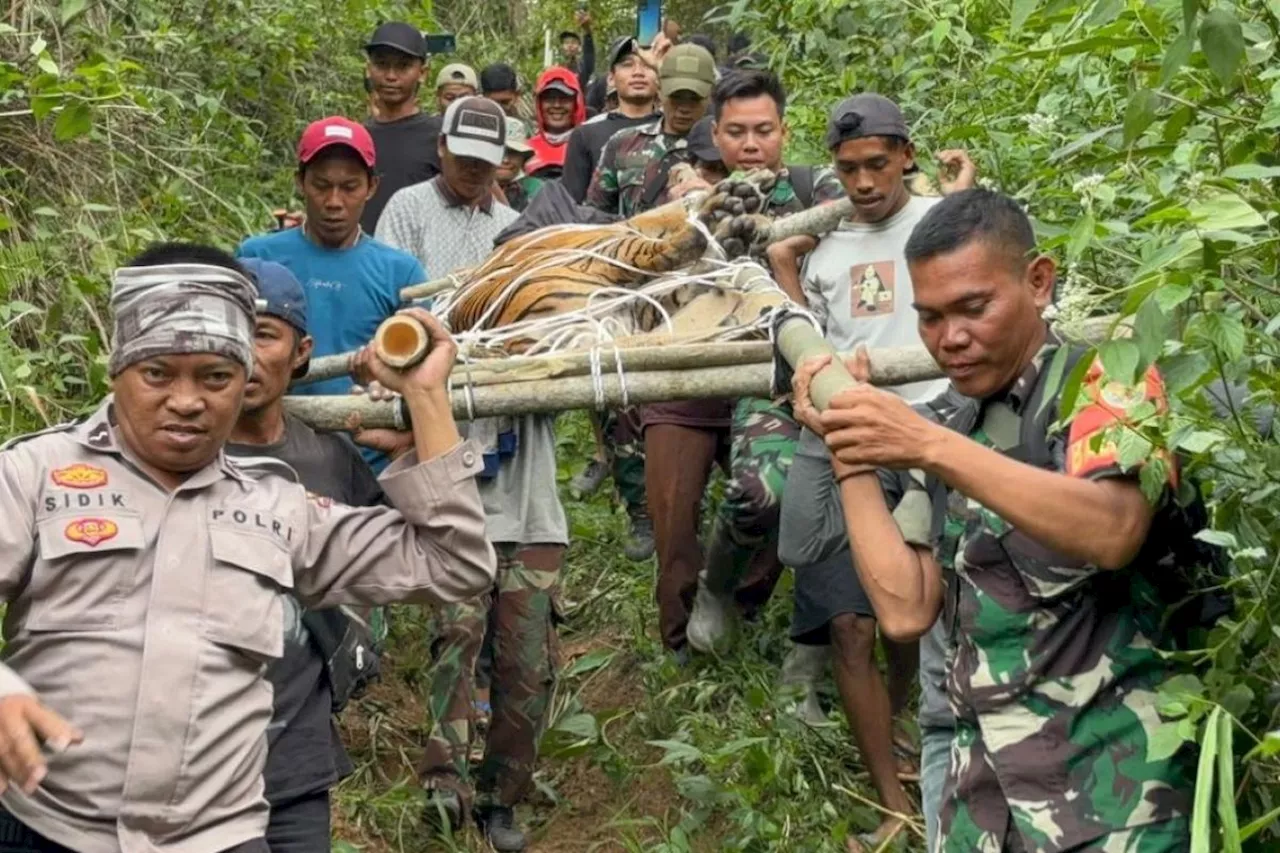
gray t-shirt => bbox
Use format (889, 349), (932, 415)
(798, 194), (950, 458)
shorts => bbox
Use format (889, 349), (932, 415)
(789, 544), (875, 645)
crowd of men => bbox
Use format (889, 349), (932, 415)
(0, 14), (1200, 853)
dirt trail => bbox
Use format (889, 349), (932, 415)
(333, 627), (700, 853)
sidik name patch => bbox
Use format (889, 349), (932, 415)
(51, 464), (108, 489)
(65, 517), (119, 547)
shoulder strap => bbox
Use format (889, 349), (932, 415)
(1, 421), (79, 452)
(788, 164), (815, 209)
(226, 454), (301, 484)
(1013, 345), (1089, 470)
(640, 146), (693, 209)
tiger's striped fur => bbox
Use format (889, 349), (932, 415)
(445, 201), (707, 336)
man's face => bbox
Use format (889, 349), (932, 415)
(366, 48), (424, 109)
(663, 91), (707, 136)
(911, 240), (1055, 399)
(562, 36), (581, 60)
(243, 317), (312, 414)
(439, 140), (498, 202)
(295, 152), (377, 248)
(832, 136), (914, 224)
(614, 55), (658, 104)
(437, 82), (476, 112)
(112, 354), (245, 478)
(539, 91), (576, 132)
(488, 89), (520, 116)
(714, 94), (785, 172)
(497, 150), (526, 184)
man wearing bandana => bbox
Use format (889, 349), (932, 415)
(0, 243), (495, 852)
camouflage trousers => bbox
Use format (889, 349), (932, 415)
(419, 543), (563, 809)
(938, 717), (1192, 853)
(648, 397), (799, 648)
(600, 409), (647, 516)
(705, 396), (801, 613)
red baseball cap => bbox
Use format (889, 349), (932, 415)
(297, 117), (376, 168)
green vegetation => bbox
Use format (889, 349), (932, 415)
(3, 0), (1280, 850)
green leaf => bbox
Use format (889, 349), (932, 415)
(1160, 34), (1194, 85)
(1057, 346), (1097, 419)
(1243, 730), (1280, 762)
(1011, 0), (1039, 33)
(1148, 720), (1192, 762)
(1134, 297), (1170, 366)
(37, 56), (58, 75)
(1194, 529), (1238, 548)
(647, 739), (704, 766)
(29, 36), (46, 57)
(1201, 312), (1246, 360)
(1220, 163), (1280, 180)
(1036, 345), (1071, 421)
(1188, 190), (1266, 231)
(563, 648), (614, 678)
(52, 102), (92, 141)
(1098, 339), (1140, 385)
(1177, 430), (1222, 453)
(61, 0), (89, 26)
(1191, 706), (1221, 853)
(1067, 212), (1096, 261)
(1216, 711), (1241, 853)
(1199, 8), (1245, 86)
(1123, 89), (1161, 145)
(1182, 0), (1199, 31)
(1154, 282), (1193, 313)
(1049, 125), (1119, 163)
(1241, 803), (1280, 843)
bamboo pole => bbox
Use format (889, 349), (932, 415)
(283, 344), (950, 430)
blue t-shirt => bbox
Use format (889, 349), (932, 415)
(236, 229), (425, 398)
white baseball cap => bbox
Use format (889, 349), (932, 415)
(442, 96), (506, 166)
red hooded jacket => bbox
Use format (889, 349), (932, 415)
(526, 67), (586, 177)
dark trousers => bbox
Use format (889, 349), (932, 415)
(0, 809), (269, 852)
(644, 423), (726, 650)
(266, 789), (331, 853)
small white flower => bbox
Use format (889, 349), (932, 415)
(1072, 174), (1105, 196)
(1021, 112), (1056, 136)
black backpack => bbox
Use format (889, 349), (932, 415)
(1009, 344), (1234, 649)
(786, 164), (816, 209)
(302, 607), (381, 714)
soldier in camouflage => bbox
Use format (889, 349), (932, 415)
(582, 43), (717, 569)
(792, 189), (1193, 853)
(674, 71), (847, 656)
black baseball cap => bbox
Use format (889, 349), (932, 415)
(686, 117), (721, 164)
(365, 22), (426, 59)
(480, 63), (519, 94)
(825, 93), (910, 149)
(609, 36), (640, 68)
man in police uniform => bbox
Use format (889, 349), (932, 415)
(791, 189), (1193, 852)
(0, 243), (495, 853)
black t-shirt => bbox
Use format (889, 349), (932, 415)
(362, 112), (444, 233)
(560, 111), (662, 202)
(226, 413), (385, 804)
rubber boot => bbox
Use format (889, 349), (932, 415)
(779, 642), (829, 725)
(687, 524), (740, 654)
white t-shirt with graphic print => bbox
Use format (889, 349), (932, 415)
(798, 193), (950, 456)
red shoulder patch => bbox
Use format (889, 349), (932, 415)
(65, 518), (119, 547)
(51, 464), (108, 489)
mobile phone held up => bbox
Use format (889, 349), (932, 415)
(636, 0), (662, 46)
(424, 33), (456, 55)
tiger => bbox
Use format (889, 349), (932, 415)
(444, 198), (708, 340)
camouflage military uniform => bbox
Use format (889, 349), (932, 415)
(585, 120), (698, 517)
(893, 343), (1193, 853)
(704, 167), (846, 606)
(421, 543), (562, 809)
(585, 119), (694, 218)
